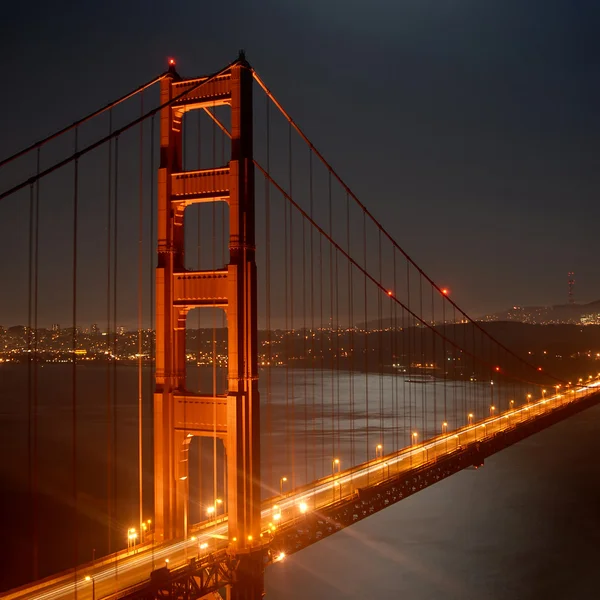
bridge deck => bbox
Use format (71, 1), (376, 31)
(3, 385), (599, 600)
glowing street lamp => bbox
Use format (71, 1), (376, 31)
(375, 444), (383, 459)
(526, 394), (532, 404)
(489, 405), (495, 416)
(542, 389), (546, 401)
(468, 413), (474, 425)
(509, 400), (515, 409)
(279, 476), (288, 496)
(411, 432), (418, 445)
(332, 458), (341, 475)
(442, 421), (448, 434)
(127, 528), (138, 552)
(84, 576), (96, 600)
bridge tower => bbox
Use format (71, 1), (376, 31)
(154, 53), (263, 596)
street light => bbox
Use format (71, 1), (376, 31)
(542, 389), (546, 401)
(468, 413), (474, 425)
(441, 421), (448, 434)
(509, 400), (515, 409)
(332, 458), (340, 475)
(489, 405), (495, 416)
(279, 476), (288, 496)
(412, 432), (418, 445)
(526, 394), (532, 404)
(127, 528), (138, 552)
(84, 576), (95, 600)
(376, 444), (383, 459)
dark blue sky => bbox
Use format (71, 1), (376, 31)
(1, 0), (599, 325)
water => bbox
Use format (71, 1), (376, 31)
(1, 363), (599, 597)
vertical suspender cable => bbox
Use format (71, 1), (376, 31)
(346, 193), (355, 477)
(377, 230), (383, 452)
(137, 92), (144, 537)
(406, 262), (411, 446)
(27, 181), (34, 579)
(363, 211), (369, 470)
(149, 115), (155, 553)
(319, 230), (324, 478)
(302, 203), (308, 484)
(196, 111), (203, 510)
(212, 99), (217, 509)
(105, 110), (113, 554)
(432, 286), (437, 435)
(113, 135), (119, 561)
(328, 173), (334, 463)
(265, 99), (273, 493)
(309, 150), (315, 486)
(33, 148), (40, 578)
(335, 248), (340, 461)
(71, 126), (79, 590)
(419, 275), (425, 439)
(392, 248), (398, 452)
(289, 124), (295, 488)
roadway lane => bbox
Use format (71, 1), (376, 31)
(3, 382), (598, 600)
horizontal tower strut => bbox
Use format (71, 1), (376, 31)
(171, 166), (230, 203)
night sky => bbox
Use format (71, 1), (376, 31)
(1, 1), (599, 325)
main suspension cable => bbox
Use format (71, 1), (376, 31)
(0, 73), (168, 169)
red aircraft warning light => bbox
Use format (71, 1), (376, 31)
(169, 58), (176, 66)
(495, 366), (501, 372)
(387, 290), (393, 297)
(441, 288), (449, 296)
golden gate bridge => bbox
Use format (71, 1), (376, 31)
(0, 52), (599, 599)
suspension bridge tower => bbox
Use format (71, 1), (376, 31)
(154, 53), (263, 597)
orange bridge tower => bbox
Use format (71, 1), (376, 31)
(154, 53), (262, 597)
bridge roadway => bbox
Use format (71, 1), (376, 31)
(3, 383), (598, 600)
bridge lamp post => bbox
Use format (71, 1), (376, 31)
(84, 575), (95, 600)
(555, 385), (560, 407)
(468, 413), (474, 426)
(376, 444), (383, 459)
(411, 432), (419, 465)
(489, 405), (495, 417)
(332, 459), (341, 503)
(279, 476), (288, 496)
(127, 528), (138, 552)
(542, 389), (546, 403)
(526, 393), (532, 405)
(206, 505), (216, 530)
(332, 458), (340, 475)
